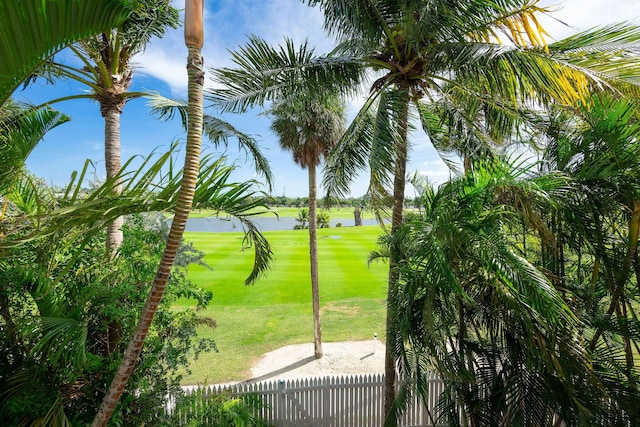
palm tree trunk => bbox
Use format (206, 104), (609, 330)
(384, 92), (410, 426)
(91, 2), (204, 424)
(308, 161), (323, 359)
(103, 106), (123, 255)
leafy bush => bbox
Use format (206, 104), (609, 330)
(0, 213), (216, 426)
(171, 390), (271, 427)
(317, 212), (330, 228)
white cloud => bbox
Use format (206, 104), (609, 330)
(538, 0), (640, 40)
(136, 0), (336, 97)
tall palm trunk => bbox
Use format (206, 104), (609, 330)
(103, 105), (124, 355)
(91, 2), (204, 425)
(384, 91), (410, 426)
(103, 105), (123, 254)
(308, 160), (323, 359)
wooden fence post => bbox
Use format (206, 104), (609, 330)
(278, 379), (286, 423)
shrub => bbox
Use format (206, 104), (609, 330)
(0, 213), (216, 425)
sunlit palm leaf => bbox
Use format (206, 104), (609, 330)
(208, 35), (363, 113)
(147, 93), (274, 189)
(1, 148), (272, 285)
(0, 0), (131, 105)
(0, 106), (69, 196)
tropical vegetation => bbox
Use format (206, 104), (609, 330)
(208, 0), (640, 421)
(1, 212), (215, 425)
(2, 0), (640, 426)
(1, 0), (271, 425)
(211, 37), (358, 359)
(384, 96), (640, 425)
(300, 2), (639, 422)
(25, 0), (179, 254)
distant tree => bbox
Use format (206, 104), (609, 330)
(353, 205), (362, 226)
(211, 37), (350, 359)
(295, 207), (309, 229)
(317, 211), (331, 228)
(29, 0), (179, 254)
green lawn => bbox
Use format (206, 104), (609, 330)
(177, 225), (389, 385)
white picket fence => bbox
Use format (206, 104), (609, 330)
(170, 373), (446, 427)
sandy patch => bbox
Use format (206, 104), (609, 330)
(249, 340), (385, 382)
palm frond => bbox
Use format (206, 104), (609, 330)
(29, 316), (88, 369)
(147, 93), (274, 189)
(323, 94), (378, 202)
(2, 369), (73, 427)
(1, 147), (273, 285)
(548, 23), (640, 96)
(0, 0), (131, 105)
(208, 35), (362, 113)
(0, 105), (69, 195)
(119, 0), (180, 56)
(146, 93), (189, 126)
(203, 116), (274, 190)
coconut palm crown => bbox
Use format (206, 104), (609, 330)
(306, 1), (640, 424)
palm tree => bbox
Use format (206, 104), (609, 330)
(540, 96), (640, 401)
(0, 4), (270, 423)
(1, 0), (131, 221)
(92, 0), (205, 424)
(29, 0), (179, 254)
(305, 1), (640, 421)
(0, 102), (69, 208)
(269, 87), (346, 358)
(383, 160), (597, 425)
(296, 207), (309, 229)
(212, 37), (349, 359)
(387, 97), (640, 424)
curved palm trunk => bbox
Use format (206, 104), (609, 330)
(103, 106), (123, 255)
(384, 92), (410, 427)
(308, 161), (323, 359)
(91, 2), (204, 425)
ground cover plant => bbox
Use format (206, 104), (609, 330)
(176, 225), (388, 384)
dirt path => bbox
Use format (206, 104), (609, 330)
(249, 340), (385, 382)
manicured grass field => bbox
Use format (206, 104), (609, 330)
(176, 225), (388, 385)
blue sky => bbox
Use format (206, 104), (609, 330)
(17, 0), (640, 197)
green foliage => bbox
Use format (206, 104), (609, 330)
(387, 115), (640, 426)
(172, 391), (271, 427)
(0, 0), (132, 104)
(1, 146), (273, 286)
(294, 208), (309, 229)
(179, 226), (388, 384)
(0, 102), (69, 199)
(317, 211), (330, 228)
(0, 213), (216, 425)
